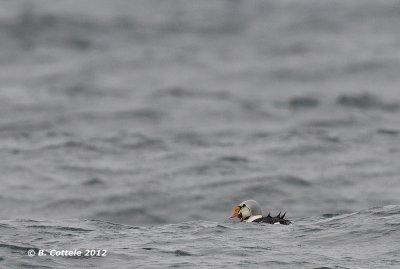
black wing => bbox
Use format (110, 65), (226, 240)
(253, 212), (291, 225)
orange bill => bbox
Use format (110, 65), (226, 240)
(230, 206), (240, 218)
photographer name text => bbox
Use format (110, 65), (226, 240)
(27, 249), (107, 257)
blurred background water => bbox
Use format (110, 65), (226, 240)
(1, 0), (400, 268)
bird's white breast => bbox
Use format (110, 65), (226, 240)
(245, 215), (263, 222)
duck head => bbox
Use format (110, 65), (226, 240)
(230, 200), (262, 221)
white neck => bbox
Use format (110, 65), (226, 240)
(245, 215), (263, 222)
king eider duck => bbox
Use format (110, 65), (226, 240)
(230, 200), (291, 225)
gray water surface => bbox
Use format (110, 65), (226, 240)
(2, 206), (400, 268)
(1, 0), (400, 268)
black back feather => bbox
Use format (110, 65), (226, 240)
(253, 211), (291, 225)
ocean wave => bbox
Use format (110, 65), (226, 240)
(1, 206), (399, 267)
(155, 86), (231, 100)
(288, 96), (319, 109)
(336, 93), (400, 111)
